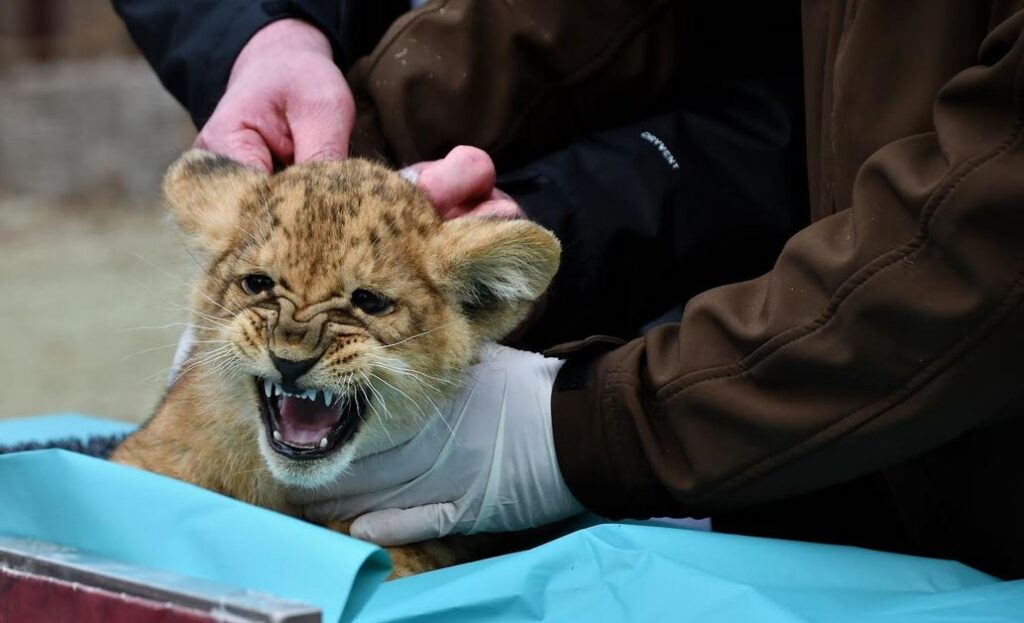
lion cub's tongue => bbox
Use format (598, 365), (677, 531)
(278, 396), (338, 446)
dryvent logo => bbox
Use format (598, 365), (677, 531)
(640, 131), (681, 170)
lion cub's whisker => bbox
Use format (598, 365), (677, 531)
(359, 376), (396, 447)
(131, 252), (237, 317)
(367, 320), (462, 351)
(370, 357), (455, 386)
(120, 339), (230, 361)
(367, 371), (427, 419)
(370, 361), (449, 395)
(114, 321), (214, 333)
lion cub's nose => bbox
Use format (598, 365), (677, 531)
(270, 353), (319, 390)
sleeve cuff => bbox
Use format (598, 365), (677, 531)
(288, 0), (348, 66)
(550, 337), (680, 520)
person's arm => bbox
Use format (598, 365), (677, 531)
(551, 11), (1024, 520)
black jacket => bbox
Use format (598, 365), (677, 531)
(503, 76), (805, 349)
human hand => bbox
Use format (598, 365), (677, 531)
(288, 344), (582, 546)
(402, 146), (526, 220)
(194, 19), (354, 172)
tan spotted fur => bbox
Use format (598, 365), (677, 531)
(111, 150), (560, 577)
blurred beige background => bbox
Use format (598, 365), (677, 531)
(1, 0), (197, 422)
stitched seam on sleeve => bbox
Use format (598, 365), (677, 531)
(653, 43), (1024, 501)
(655, 75), (1024, 497)
(703, 267), (1024, 500)
(660, 110), (1024, 402)
(598, 342), (646, 501)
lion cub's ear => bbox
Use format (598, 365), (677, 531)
(431, 217), (561, 341)
(162, 149), (266, 254)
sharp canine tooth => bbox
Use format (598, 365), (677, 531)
(324, 390), (333, 406)
(273, 430), (282, 441)
(319, 436), (328, 449)
(262, 380), (271, 397)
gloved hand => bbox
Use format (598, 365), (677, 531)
(287, 344), (584, 546)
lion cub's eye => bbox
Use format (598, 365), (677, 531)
(241, 274), (275, 295)
(351, 288), (392, 315)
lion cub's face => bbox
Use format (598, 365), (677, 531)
(165, 150), (559, 487)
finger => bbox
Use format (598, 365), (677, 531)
(289, 87), (354, 163)
(195, 126), (274, 173)
(244, 110), (295, 166)
(349, 503), (459, 546)
(398, 161), (437, 185)
(417, 146), (496, 212)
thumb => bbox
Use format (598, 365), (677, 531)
(349, 503), (459, 546)
(417, 146), (496, 212)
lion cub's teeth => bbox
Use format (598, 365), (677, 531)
(305, 389), (316, 401)
(323, 390), (333, 406)
(319, 436), (328, 449)
(273, 430), (282, 442)
(262, 380), (272, 397)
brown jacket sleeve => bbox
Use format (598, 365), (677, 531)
(346, 1), (791, 166)
(550, 9), (1024, 519)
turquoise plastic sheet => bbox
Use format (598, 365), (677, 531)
(2, 414), (1023, 622)
(0, 414), (389, 623)
(363, 525), (1024, 622)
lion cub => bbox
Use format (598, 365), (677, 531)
(112, 150), (560, 576)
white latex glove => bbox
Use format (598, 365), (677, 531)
(288, 344), (584, 546)
(168, 325), (195, 384)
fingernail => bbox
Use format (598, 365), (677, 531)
(398, 167), (420, 185)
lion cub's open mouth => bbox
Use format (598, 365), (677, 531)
(254, 378), (366, 460)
